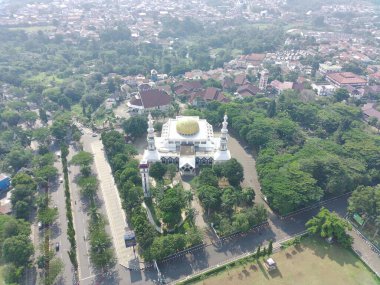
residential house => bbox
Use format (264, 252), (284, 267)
(326, 72), (367, 88)
(189, 87), (229, 107)
(362, 103), (380, 121)
(318, 63), (342, 75)
(128, 89), (171, 113)
(174, 81), (203, 96)
(270, 80), (294, 94)
(234, 74), (248, 86)
(236, 84), (260, 98)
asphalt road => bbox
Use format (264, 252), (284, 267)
(67, 143), (94, 283)
(49, 158), (76, 284)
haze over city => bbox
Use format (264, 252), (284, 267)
(0, 1), (379, 285)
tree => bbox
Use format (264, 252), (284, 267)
(268, 240), (273, 255)
(4, 146), (33, 172)
(121, 116), (148, 137)
(348, 185), (379, 219)
(38, 207), (58, 225)
(1, 110), (21, 126)
(70, 151), (94, 168)
(3, 264), (23, 284)
(198, 168), (218, 187)
(216, 158), (244, 186)
(262, 247), (267, 256)
(256, 246), (261, 259)
(267, 100), (276, 118)
(306, 207), (353, 248)
(240, 187), (255, 206)
(197, 185), (221, 215)
(2, 235), (34, 266)
(158, 186), (185, 226)
(35, 165), (58, 184)
(77, 176), (98, 198)
(166, 164), (177, 181)
(333, 88), (349, 102)
(149, 162), (167, 181)
(45, 258), (64, 285)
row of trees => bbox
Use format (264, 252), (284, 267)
(70, 150), (116, 272)
(61, 145), (79, 274)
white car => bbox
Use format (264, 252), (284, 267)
(59, 177), (63, 183)
(92, 133), (98, 137)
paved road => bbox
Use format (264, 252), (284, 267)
(90, 140), (138, 268)
(67, 144), (94, 283)
(49, 158), (75, 284)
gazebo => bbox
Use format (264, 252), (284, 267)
(264, 258), (277, 271)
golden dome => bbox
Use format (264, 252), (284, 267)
(176, 119), (199, 136)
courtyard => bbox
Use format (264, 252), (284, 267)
(192, 238), (380, 285)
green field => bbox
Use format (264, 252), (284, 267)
(9, 25), (56, 33)
(192, 238), (380, 285)
(0, 266), (4, 285)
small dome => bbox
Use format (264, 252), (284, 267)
(176, 119), (199, 136)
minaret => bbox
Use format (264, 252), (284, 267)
(220, 114), (229, 151)
(139, 160), (150, 197)
(147, 113), (156, 151)
(259, 69), (269, 90)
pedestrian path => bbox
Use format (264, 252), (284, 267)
(91, 140), (140, 269)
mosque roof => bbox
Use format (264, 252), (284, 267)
(176, 118), (200, 136)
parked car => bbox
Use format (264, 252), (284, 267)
(92, 133), (98, 137)
(38, 221), (43, 230)
(55, 242), (60, 251)
(59, 177), (63, 183)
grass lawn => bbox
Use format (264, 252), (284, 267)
(193, 238), (380, 285)
(0, 266), (4, 285)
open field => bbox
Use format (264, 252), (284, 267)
(8, 25), (56, 33)
(192, 238), (380, 285)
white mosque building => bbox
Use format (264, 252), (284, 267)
(139, 114), (231, 197)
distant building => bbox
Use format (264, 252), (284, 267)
(189, 87), (229, 107)
(311, 84), (336, 96)
(0, 174), (11, 191)
(236, 84), (260, 98)
(150, 69), (158, 82)
(270, 80), (294, 94)
(174, 81), (202, 95)
(319, 63), (342, 75)
(234, 74), (248, 86)
(259, 69), (269, 90)
(362, 103), (380, 121)
(326, 72), (367, 88)
(128, 89), (171, 113)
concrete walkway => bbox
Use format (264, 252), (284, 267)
(349, 224), (380, 277)
(91, 140), (140, 269)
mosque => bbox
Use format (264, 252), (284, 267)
(139, 114), (231, 197)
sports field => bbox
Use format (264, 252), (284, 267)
(194, 238), (380, 285)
